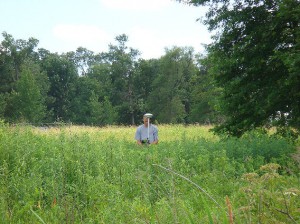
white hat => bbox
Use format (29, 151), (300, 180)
(143, 113), (153, 118)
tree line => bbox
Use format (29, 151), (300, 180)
(1, 0), (299, 138)
(0, 32), (219, 126)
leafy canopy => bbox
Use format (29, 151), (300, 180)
(178, 0), (300, 136)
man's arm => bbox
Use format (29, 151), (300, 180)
(135, 126), (143, 145)
(151, 126), (158, 144)
(151, 139), (158, 145)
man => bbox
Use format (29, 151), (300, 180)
(135, 113), (158, 145)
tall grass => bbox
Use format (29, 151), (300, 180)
(0, 123), (299, 223)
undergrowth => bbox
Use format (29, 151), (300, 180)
(0, 124), (299, 223)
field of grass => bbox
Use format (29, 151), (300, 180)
(0, 122), (299, 223)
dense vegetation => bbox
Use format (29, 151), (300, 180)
(177, 0), (300, 137)
(0, 124), (299, 223)
(0, 0), (300, 220)
(1, 0), (299, 138)
(1, 1), (299, 222)
(0, 32), (218, 126)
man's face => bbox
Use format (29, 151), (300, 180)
(143, 116), (149, 126)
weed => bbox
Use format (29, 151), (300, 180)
(0, 125), (298, 223)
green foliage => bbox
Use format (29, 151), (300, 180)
(1, 32), (224, 125)
(65, 47), (96, 76)
(5, 15), (299, 131)
(236, 163), (300, 223)
(68, 77), (103, 124)
(131, 58), (160, 122)
(99, 96), (118, 125)
(189, 54), (224, 124)
(216, 130), (297, 173)
(87, 94), (117, 125)
(149, 47), (197, 123)
(10, 64), (47, 123)
(100, 34), (141, 125)
(0, 32), (39, 91)
(272, 126), (300, 143)
(0, 125), (298, 223)
(0, 94), (7, 119)
(178, 0), (300, 136)
(40, 53), (78, 121)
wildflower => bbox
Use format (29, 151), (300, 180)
(284, 188), (300, 196)
(260, 163), (280, 173)
(242, 172), (259, 182)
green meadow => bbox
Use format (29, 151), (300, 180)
(0, 123), (299, 223)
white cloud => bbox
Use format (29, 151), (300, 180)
(53, 24), (111, 42)
(101, 0), (171, 11)
(52, 24), (112, 52)
(128, 27), (169, 59)
(127, 26), (211, 59)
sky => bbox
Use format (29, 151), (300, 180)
(0, 0), (212, 59)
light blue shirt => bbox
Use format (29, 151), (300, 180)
(135, 124), (158, 143)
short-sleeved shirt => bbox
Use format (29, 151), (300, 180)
(135, 124), (158, 143)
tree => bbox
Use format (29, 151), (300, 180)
(100, 34), (140, 124)
(40, 53), (78, 122)
(88, 63), (114, 102)
(0, 32), (39, 83)
(189, 54), (223, 124)
(178, 0), (300, 136)
(0, 32), (39, 93)
(0, 33), (49, 123)
(149, 47), (197, 123)
(87, 60), (120, 125)
(67, 75), (116, 125)
(0, 94), (7, 119)
(10, 63), (47, 123)
(98, 96), (118, 125)
(132, 58), (160, 119)
(64, 47), (96, 76)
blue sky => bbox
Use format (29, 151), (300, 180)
(0, 0), (211, 59)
